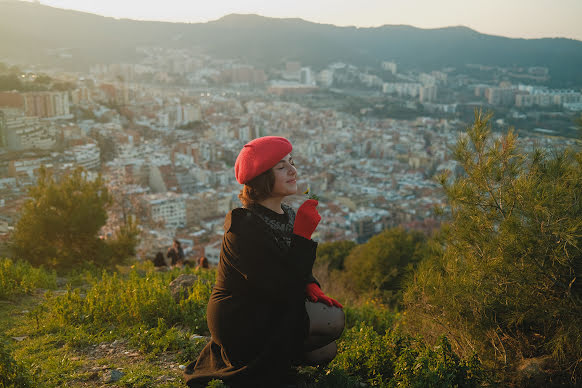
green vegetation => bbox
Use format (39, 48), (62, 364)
(0, 64), (76, 92)
(11, 167), (138, 270)
(0, 258), (56, 299)
(333, 326), (484, 387)
(0, 335), (34, 388)
(343, 228), (427, 307)
(5, 112), (581, 385)
(0, 263), (214, 387)
(405, 111), (582, 384)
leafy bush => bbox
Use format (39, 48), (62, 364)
(332, 325), (486, 387)
(0, 336), (34, 387)
(0, 258), (56, 298)
(404, 111), (582, 383)
(316, 240), (357, 271)
(10, 167), (139, 270)
(343, 227), (428, 306)
(344, 300), (398, 333)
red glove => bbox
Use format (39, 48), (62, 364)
(305, 283), (343, 308)
(293, 199), (321, 240)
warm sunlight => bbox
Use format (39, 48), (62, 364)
(36, 0), (582, 40)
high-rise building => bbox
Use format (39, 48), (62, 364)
(420, 86), (438, 103)
(2, 113), (56, 151)
(381, 61), (398, 74)
(0, 110), (6, 148)
(23, 91), (70, 118)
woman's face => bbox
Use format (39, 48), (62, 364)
(270, 153), (297, 197)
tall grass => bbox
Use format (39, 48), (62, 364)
(0, 258), (57, 299)
(31, 263), (214, 361)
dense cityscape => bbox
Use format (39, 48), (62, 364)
(0, 46), (580, 264)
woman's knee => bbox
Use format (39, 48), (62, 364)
(306, 301), (345, 339)
(304, 341), (337, 365)
(330, 307), (345, 340)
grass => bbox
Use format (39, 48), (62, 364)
(0, 259), (486, 387)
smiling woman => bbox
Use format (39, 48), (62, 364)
(183, 136), (344, 387)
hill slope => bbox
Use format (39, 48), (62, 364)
(1, 1), (582, 86)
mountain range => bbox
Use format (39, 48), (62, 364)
(1, 0), (582, 87)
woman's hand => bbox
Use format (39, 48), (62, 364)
(306, 282), (343, 308)
(293, 199), (321, 240)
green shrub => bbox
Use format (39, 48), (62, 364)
(0, 258), (56, 299)
(343, 228), (428, 307)
(0, 336), (35, 387)
(332, 325), (397, 386)
(332, 325), (486, 387)
(11, 167), (113, 269)
(344, 301), (398, 333)
(404, 112), (582, 382)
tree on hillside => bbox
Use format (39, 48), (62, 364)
(343, 227), (427, 306)
(10, 167), (136, 269)
(404, 111), (582, 384)
(316, 240), (357, 271)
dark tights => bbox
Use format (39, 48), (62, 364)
(303, 301), (345, 365)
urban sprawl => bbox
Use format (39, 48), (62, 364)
(0, 48), (579, 263)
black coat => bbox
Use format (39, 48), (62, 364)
(183, 207), (317, 387)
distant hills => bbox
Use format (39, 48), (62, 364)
(2, 0), (582, 87)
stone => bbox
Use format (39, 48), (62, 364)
(102, 369), (124, 384)
(515, 356), (554, 386)
(169, 274), (199, 302)
(11, 336), (27, 342)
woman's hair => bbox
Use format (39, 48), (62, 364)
(198, 256), (209, 269)
(238, 168), (276, 207)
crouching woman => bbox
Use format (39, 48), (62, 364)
(183, 136), (344, 387)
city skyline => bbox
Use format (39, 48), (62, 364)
(32, 0), (582, 41)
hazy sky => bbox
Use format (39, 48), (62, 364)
(37, 0), (582, 41)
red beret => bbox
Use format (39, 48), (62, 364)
(234, 136), (293, 184)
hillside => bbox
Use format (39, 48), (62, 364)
(1, 0), (582, 86)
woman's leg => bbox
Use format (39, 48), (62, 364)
(303, 301), (345, 364)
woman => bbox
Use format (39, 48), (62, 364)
(184, 136), (344, 387)
(167, 239), (185, 267)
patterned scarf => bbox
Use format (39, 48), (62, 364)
(247, 203), (296, 252)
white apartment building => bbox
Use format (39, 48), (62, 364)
(71, 143), (101, 170)
(145, 192), (187, 229)
(3, 115), (56, 151)
(8, 157), (51, 178)
(383, 82), (422, 97)
(420, 86), (438, 103)
(317, 69), (334, 87)
(381, 61), (397, 74)
(515, 90), (582, 107)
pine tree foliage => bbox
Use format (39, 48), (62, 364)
(10, 167), (125, 269)
(404, 111), (582, 382)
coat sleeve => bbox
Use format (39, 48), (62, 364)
(221, 208), (317, 298)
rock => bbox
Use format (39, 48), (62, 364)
(102, 369), (124, 384)
(189, 335), (204, 341)
(11, 336), (27, 342)
(169, 274), (199, 302)
(515, 356), (554, 386)
(179, 365), (186, 370)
